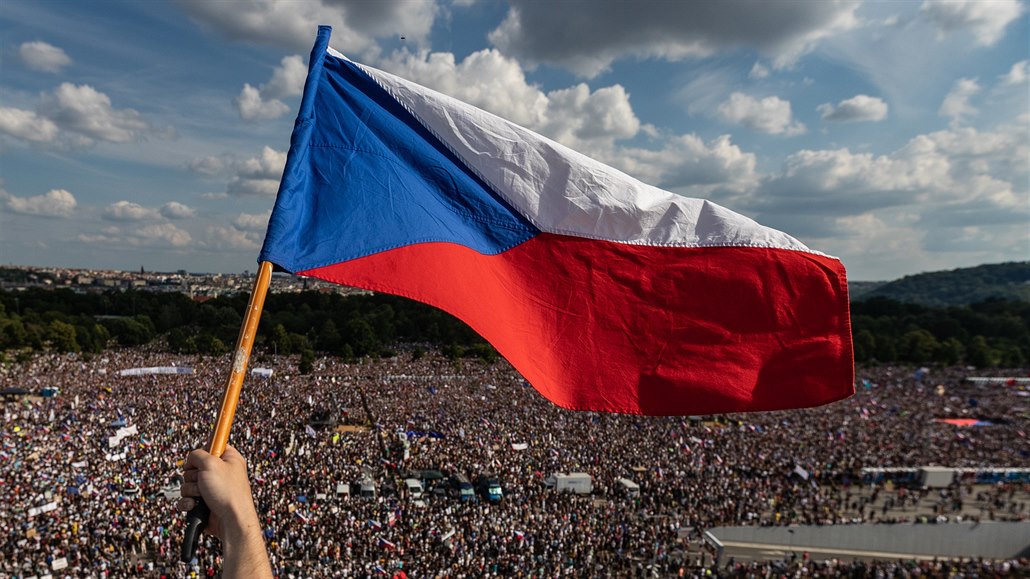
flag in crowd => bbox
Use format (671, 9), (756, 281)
(259, 26), (854, 417)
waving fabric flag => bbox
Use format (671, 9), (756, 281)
(260, 26), (854, 416)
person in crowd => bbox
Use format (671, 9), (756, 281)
(1, 346), (1027, 577)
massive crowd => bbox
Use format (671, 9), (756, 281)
(1, 346), (1028, 578)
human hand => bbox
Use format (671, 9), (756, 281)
(176, 445), (273, 578)
(177, 445), (260, 543)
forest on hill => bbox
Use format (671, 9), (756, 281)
(1, 280), (1027, 370)
(856, 261), (1030, 307)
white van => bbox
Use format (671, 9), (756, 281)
(546, 472), (593, 494)
(617, 477), (640, 498)
(404, 478), (424, 499)
(359, 478), (376, 498)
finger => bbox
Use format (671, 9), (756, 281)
(220, 445), (247, 467)
(177, 497), (196, 511)
(221, 444), (242, 461)
(185, 449), (215, 470)
(183, 469), (199, 483)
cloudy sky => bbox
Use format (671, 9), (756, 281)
(1, 0), (1027, 281)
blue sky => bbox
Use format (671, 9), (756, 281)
(1, 0), (1027, 280)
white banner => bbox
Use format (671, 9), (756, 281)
(118, 366), (194, 376)
(28, 502), (58, 517)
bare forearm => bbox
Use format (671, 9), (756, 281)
(221, 512), (273, 579)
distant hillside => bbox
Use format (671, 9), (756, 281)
(858, 262), (1030, 306)
(847, 280), (886, 300)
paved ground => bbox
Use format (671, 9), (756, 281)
(759, 482), (1030, 524)
(718, 541), (939, 564)
(716, 482), (1030, 565)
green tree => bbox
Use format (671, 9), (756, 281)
(339, 343), (354, 362)
(933, 337), (964, 365)
(271, 324), (293, 355)
(299, 348), (315, 374)
(899, 329), (939, 364)
(47, 320), (80, 352)
(0, 318), (28, 350)
(102, 317), (154, 346)
(344, 318), (378, 357)
(852, 329), (876, 363)
(998, 343), (1025, 367)
(195, 333), (228, 356)
(316, 320), (342, 352)
(874, 335), (897, 363)
(966, 335), (994, 368)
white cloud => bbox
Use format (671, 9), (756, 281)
(161, 202), (195, 220)
(236, 55), (307, 121)
(236, 83), (290, 121)
(226, 146), (287, 196)
(716, 92), (805, 136)
(202, 210), (272, 251)
(103, 201), (161, 221)
(817, 95), (889, 122)
(204, 225), (263, 251)
(488, 1), (858, 77)
(538, 84), (640, 151)
(378, 49), (642, 153)
(0, 107), (60, 142)
(921, 0), (1025, 46)
(102, 200), (195, 222)
(675, 68), (737, 116)
(999, 60), (1029, 86)
(188, 155), (227, 176)
(3, 188), (77, 218)
(939, 77), (980, 127)
(748, 62), (770, 79)
(130, 223), (192, 247)
(35, 83), (151, 145)
(18, 41), (72, 73)
(263, 55), (307, 99)
(231, 211), (272, 232)
(84, 223), (194, 248)
(750, 124), (1028, 244)
(379, 49), (549, 129)
(178, 0), (437, 56)
(614, 134), (759, 195)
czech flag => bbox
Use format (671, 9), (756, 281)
(259, 26), (854, 416)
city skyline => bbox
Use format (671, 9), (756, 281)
(1, 0), (1027, 281)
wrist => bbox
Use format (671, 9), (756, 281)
(222, 502), (264, 545)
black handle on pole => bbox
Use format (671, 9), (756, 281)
(180, 498), (210, 563)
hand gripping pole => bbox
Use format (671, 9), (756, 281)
(180, 261), (273, 563)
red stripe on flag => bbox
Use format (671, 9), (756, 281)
(302, 233), (853, 415)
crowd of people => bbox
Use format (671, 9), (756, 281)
(1, 345), (1027, 578)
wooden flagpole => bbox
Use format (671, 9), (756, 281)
(181, 260), (273, 562)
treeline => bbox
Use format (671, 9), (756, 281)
(851, 297), (1029, 367)
(0, 288), (1027, 368)
(0, 288), (497, 370)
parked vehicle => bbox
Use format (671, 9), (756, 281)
(335, 482), (350, 497)
(545, 472), (593, 494)
(357, 477), (376, 498)
(448, 473), (475, 501)
(475, 475), (503, 502)
(404, 477), (424, 499)
(616, 477), (640, 498)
